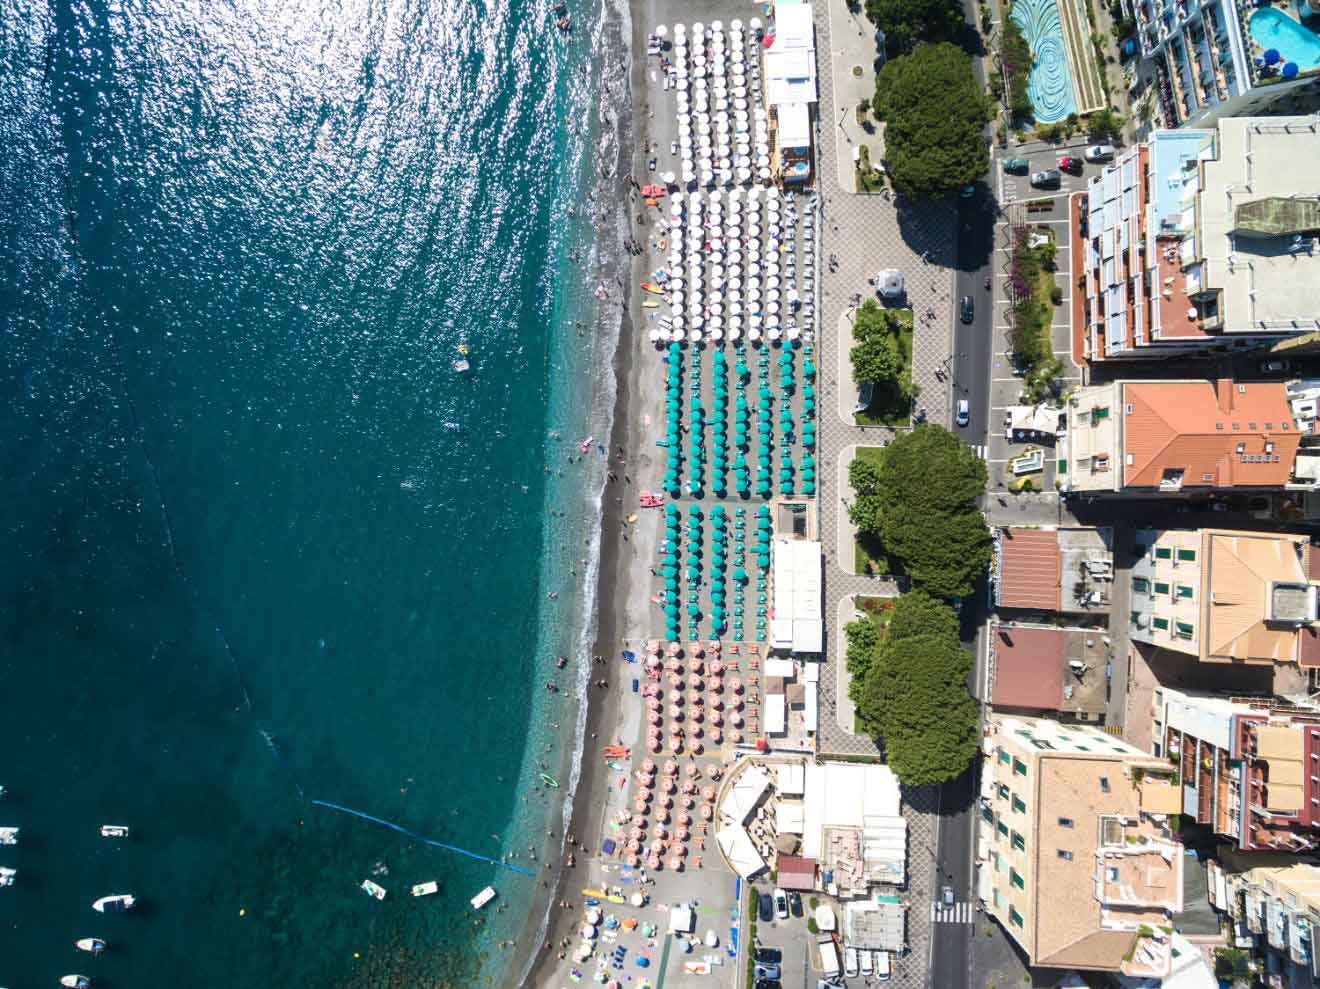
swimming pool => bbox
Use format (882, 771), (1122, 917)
(1249, 7), (1320, 69)
(1011, 0), (1080, 123)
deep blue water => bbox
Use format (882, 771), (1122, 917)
(0, 0), (624, 984)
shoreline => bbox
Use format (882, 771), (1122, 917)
(518, 0), (660, 980)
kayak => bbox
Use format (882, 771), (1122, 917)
(539, 773), (560, 788)
(640, 283), (664, 295)
(642, 301), (660, 309)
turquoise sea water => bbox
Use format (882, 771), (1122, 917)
(0, 0), (626, 985)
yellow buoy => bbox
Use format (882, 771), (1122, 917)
(239, 908), (246, 917)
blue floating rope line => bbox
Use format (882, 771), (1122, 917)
(310, 800), (535, 878)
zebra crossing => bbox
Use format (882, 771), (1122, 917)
(968, 444), (987, 460)
(930, 900), (974, 924)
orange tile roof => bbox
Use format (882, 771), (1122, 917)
(1122, 380), (1300, 489)
(998, 529), (1062, 610)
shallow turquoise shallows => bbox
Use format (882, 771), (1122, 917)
(0, 0), (620, 985)
(1011, 0), (1081, 123)
(1250, 7), (1320, 68)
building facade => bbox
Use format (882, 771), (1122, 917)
(1153, 688), (1320, 852)
(1076, 117), (1320, 365)
(977, 716), (1184, 977)
(1208, 853), (1320, 984)
(1128, 528), (1320, 664)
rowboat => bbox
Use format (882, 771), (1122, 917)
(99, 825), (129, 838)
(411, 881), (438, 897)
(75, 938), (106, 954)
(539, 773), (560, 788)
(360, 880), (386, 900)
(470, 886), (497, 910)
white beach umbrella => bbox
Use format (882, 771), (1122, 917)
(689, 329), (703, 343)
(655, 24), (668, 36)
(748, 327), (761, 341)
(674, 21), (686, 34)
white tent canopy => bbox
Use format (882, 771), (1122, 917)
(776, 800), (806, 834)
(716, 824), (768, 879)
(772, 539), (823, 653)
(723, 764), (772, 824)
(669, 903), (695, 934)
(776, 762), (806, 796)
(766, 692), (786, 735)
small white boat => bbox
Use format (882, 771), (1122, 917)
(470, 885), (497, 910)
(360, 879), (386, 900)
(0, 827), (17, 845)
(92, 894), (135, 913)
(76, 938), (107, 954)
(453, 359), (470, 372)
(410, 881), (439, 897)
(60, 976), (91, 988)
(0, 866), (15, 887)
(99, 825), (129, 839)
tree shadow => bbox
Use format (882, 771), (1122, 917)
(951, 21), (987, 58)
(893, 197), (960, 269)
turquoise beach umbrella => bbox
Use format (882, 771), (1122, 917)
(733, 567), (748, 581)
(664, 604), (678, 617)
(687, 604), (701, 617)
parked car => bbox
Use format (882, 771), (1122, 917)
(753, 981), (783, 989)
(844, 946), (860, 978)
(789, 891), (803, 917)
(753, 947), (783, 965)
(774, 888), (789, 920)
(1260, 358), (1291, 374)
(1058, 155), (1083, 172)
(1085, 143), (1116, 161)
(956, 399), (970, 427)
(1002, 156), (1029, 173)
(876, 950), (892, 981)
(754, 961), (782, 981)
(758, 891), (773, 922)
(860, 949), (874, 976)
(960, 295), (975, 323)
(1030, 169), (1061, 187)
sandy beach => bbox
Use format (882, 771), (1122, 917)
(513, 0), (667, 983)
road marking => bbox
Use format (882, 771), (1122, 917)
(930, 901), (974, 924)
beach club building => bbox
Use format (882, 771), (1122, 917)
(761, 0), (818, 184)
(1073, 117), (1320, 367)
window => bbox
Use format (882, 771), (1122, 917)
(1153, 616), (1170, 631)
(999, 749), (1011, 765)
(1177, 584), (1194, 599)
(1130, 611), (1143, 628)
(1057, 849), (1073, 861)
(1013, 758), (1028, 777)
(1012, 831), (1026, 852)
(998, 820), (1009, 838)
(1154, 581), (1170, 595)
(1125, 403), (1134, 415)
(1178, 548), (1197, 562)
(1058, 817), (1075, 828)
(993, 888), (1004, 909)
(1155, 547), (1173, 560)
(1010, 869), (1026, 891)
(1133, 577), (1149, 594)
(997, 783), (1010, 801)
(1012, 794), (1027, 814)
(1009, 906), (1024, 928)
(1092, 407), (1110, 421)
(1176, 621), (1195, 639)
(1099, 777), (1111, 793)
(981, 805), (995, 824)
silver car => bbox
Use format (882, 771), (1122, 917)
(1085, 143), (1116, 161)
(1029, 169), (1061, 187)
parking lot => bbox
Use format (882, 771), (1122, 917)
(983, 140), (1113, 497)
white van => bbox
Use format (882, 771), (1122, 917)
(875, 950), (892, 981)
(817, 936), (841, 978)
(859, 948), (873, 976)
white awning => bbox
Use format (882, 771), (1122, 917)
(716, 824), (768, 878)
(723, 764), (772, 824)
(776, 762), (806, 796)
(775, 102), (811, 151)
(766, 693), (786, 735)
(764, 657), (795, 678)
(669, 903), (695, 933)
(773, 539), (823, 653)
(804, 681), (818, 732)
(776, 800), (806, 834)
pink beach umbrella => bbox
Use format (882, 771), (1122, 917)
(646, 697), (661, 711)
(700, 803), (714, 820)
(665, 658), (682, 672)
(709, 677), (724, 693)
(691, 740), (704, 754)
(667, 673), (682, 687)
(674, 843), (688, 857)
(702, 785), (717, 801)
(645, 655), (661, 670)
(710, 727), (723, 743)
(647, 737), (661, 752)
(669, 704), (683, 721)
(685, 762), (701, 776)
(662, 777), (676, 794)
(710, 710), (723, 726)
(707, 639), (721, 652)
(690, 643), (704, 658)
(710, 660), (725, 675)
(648, 855), (662, 871)
(654, 824), (668, 839)
(629, 826), (644, 839)
(676, 826), (691, 841)
(682, 780), (697, 794)
(682, 795), (695, 809)
(647, 639), (661, 653)
(730, 730), (743, 743)
(634, 797), (649, 813)
(669, 856), (684, 871)
(709, 696), (723, 710)
(667, 642), (682, 657)
(649, 839), (665, 856)
(688, 673), (703, 689)
(689, 658), (704, 675)
(691, 708), (704, 723)
(664, 760), (679, 775)
(669, 722), (682, 735)
(730, 711), (744, 726)
(730, 696), (743, 710)
(627, 839), (641, 853)
(678, 812), (692, 826)
(687, 690), (703, 705)
(658, 794), (673, 809)
(687, 724), (703, 739)
(647, 711), (661, 726)
(627, 854), (640, 868)
(730, 677), (743, 693)
(668, 736), (683, 753)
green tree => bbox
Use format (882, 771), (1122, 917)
(872, 425), (990, 598)
(886, 588), (961, 644)
(851, 331), (903, 386)
(849, 455), (885, 496)
(848, 494), (886, 537)
(872, 44), (990, 200)
(865, 0), (963, 56)
(858, 631), (978, 785)
(1087, 107), (1123, 139)
(844, 616), (883, 700)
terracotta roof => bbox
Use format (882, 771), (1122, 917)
(1203, 530), (1310, 664)
(992, 626), (1066, 710)
(1121, 380), (1300, 489)
(998, 529), (1062, 610)
(776, 854), (817, 890)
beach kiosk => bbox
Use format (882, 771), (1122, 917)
(669, 903), (695, 935)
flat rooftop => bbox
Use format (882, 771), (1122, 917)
(1197, 116), (1320, 333)
(990, 625), (1108, 715)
